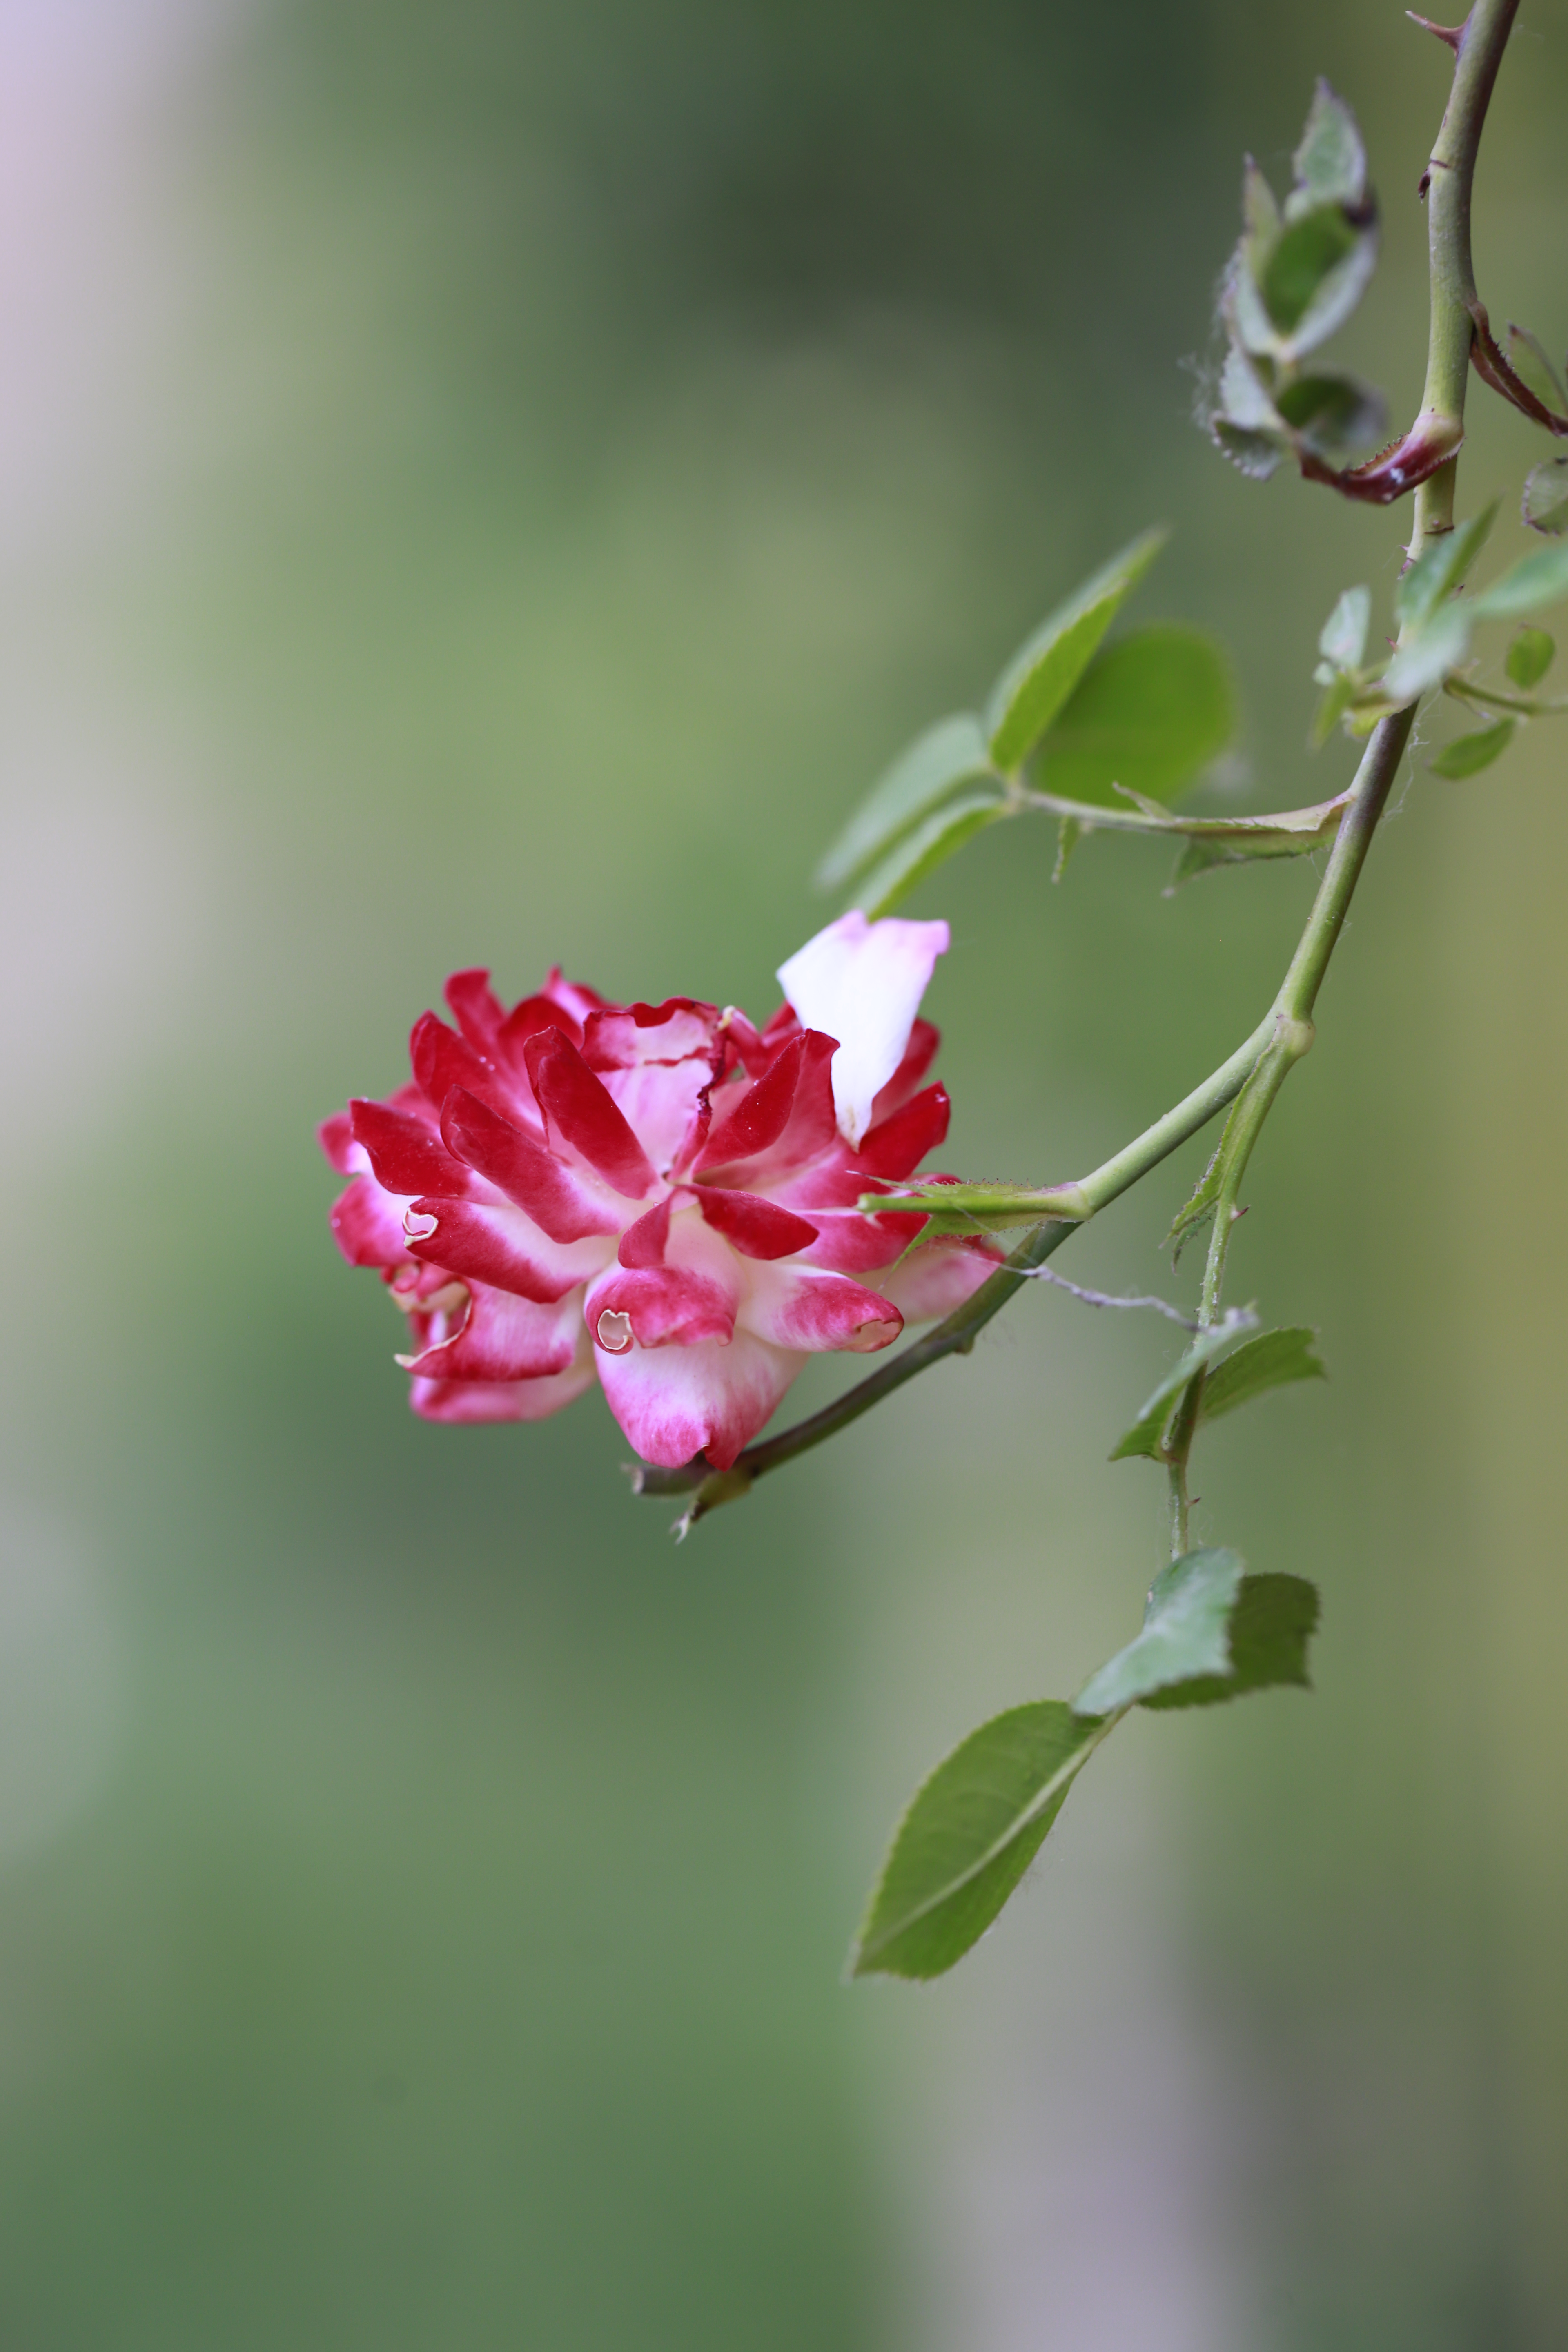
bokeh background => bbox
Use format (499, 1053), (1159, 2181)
(3, 0), (1567, 2343)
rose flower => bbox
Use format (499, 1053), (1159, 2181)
(319, 912), (998, 1470)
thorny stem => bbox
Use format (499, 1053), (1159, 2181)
(1412, 0), (1520, 547)
(639, 1), (1516, 1532)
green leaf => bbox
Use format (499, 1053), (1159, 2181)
(1073, 1548), (1244, 1715)
(853, 787), (1009, 917)
(1142, 1574), (1319, 1709)
(1381, 602), (1472, 701)
(984, 528), (1167, 769)
(1272, 218), (1379, 361)
(1240, 155), (1280, 265)
(849, 1702), (1103, 1980)
(1318, 584), (1370, 673)
(1522, 459), (1568, 537)
(1276, 373), (1386, 456)
(1429, 718), (1515, 778)
(1210, 349), (1293, 478)
(1198, 1325), (1325, 1422)
(1308, 670), (1359, 750)
(1260, 205), (1360, 334)
(1032, 625), (1236, 809)
(1110, 1311), (1260, 1462)
(1473, 535), (1568, 621)
(1217, 343), (1284, 432)
(1508, 325), (1568, 420)
(1212, 418), (1288, 480)
(1221, 248), (1283, 363)
(1395, 501), (1499, 632)
(1506, 627), (1555, 688)
(1287, 80), (1368, 216)
(816, 714), (996, 894)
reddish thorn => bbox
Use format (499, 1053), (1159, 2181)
(1405, 10), (1464, 49)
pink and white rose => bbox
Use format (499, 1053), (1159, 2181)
(320, 912), (998, 1470)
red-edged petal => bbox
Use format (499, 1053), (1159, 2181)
(497, 993), (579, 1062)
(742, 1266), (902, 1354)
(855, 1082), (950, 1180)
(444, 968), (507, 1054)
(718, 1007), (771, 1078)
(697, 1031), (802, 1165)
(405, 1196), (614, 1303)
(795, 1206), (925, 1275)
(328, 1174), (411, 1268)
(586, 1261), (736, 1350)
(440, 1087), (621, 1243)
(350, 1099), (476, 1198)
(594, 1330), (800, 1470)
(409, 1350), (596, 1426)
(758, 1003), (799, 1052)
(695, 1029), (838, 1178)
(878, 1238), (1002, 1321)
(695, 1187), (818, 1261)
(524, 1029), (657, 1198)
(580, 1000), (719, 1071)
(410, 1011), (517, 1121)
(618, 1194), (675, 1269)
(398, 1282), (582, 1382)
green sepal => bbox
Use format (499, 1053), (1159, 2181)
(849, 1702), (1103, 1980)
(1141, 1574), (1319, 1709)
(1109, 1310), (1261, 1462)
(1073, 1548), (1243, 1714)
(853, 787), (1009, 917)
(1429, 719), (1515, 778)
(1198, 1325), (1325, 1421)
(815, 714), (998, 895)
(984, 528), (1167, 769)
(1032, 624), (1236, 809)
(1506, 628), (1555, 688)
(1523, 460), (1568, 537)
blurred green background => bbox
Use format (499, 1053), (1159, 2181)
(2, 0), (1566, 2343)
